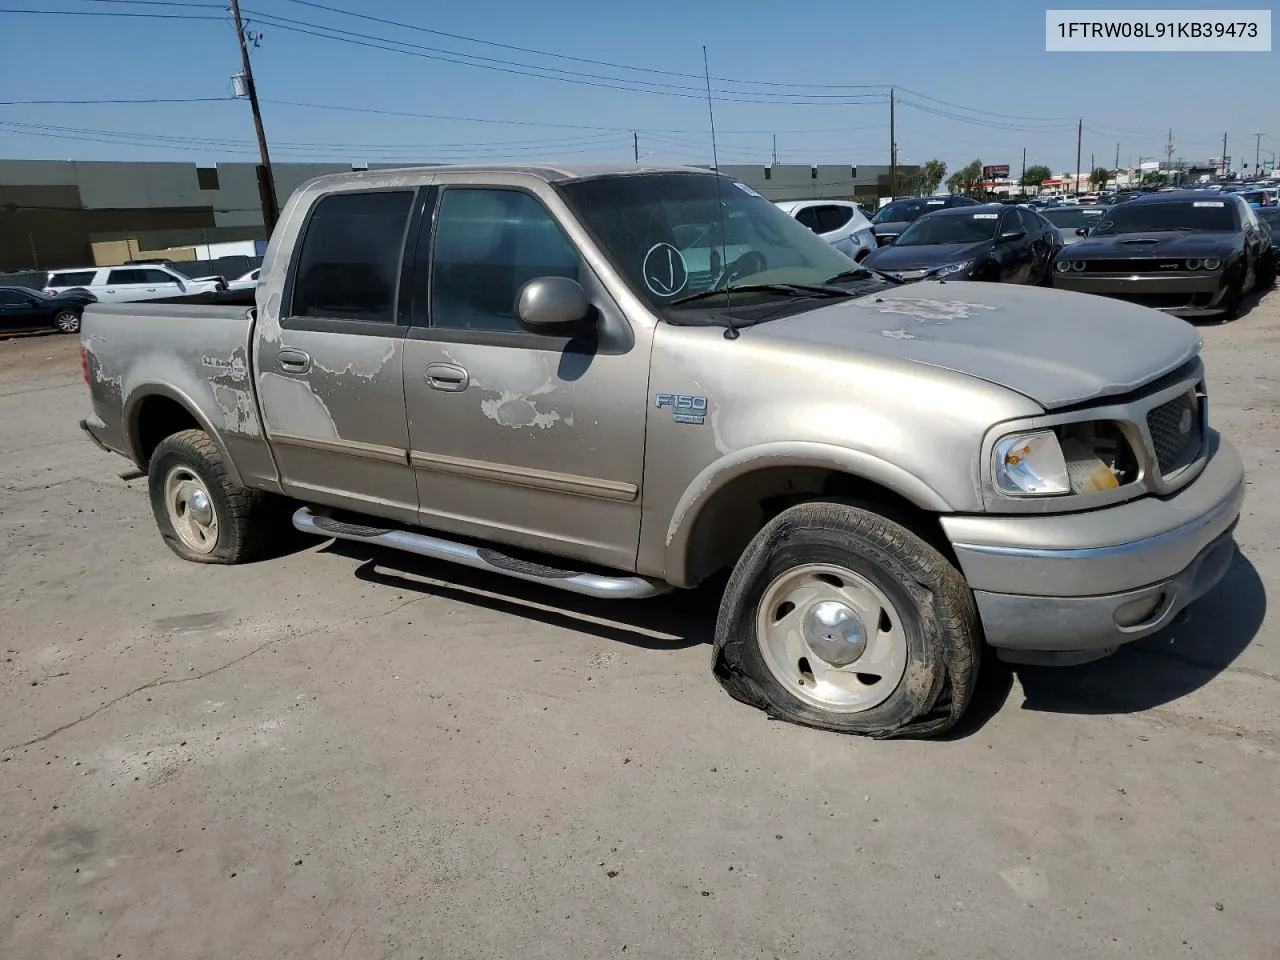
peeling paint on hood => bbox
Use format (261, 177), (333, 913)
(751, 282), (1201, 409)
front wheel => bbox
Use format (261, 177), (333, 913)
(53, 309), (81, 334)
(712, 501), (981, 738)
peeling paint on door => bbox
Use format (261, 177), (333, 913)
(258, 372), (339, 438)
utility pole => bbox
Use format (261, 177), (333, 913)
(1074, 118), (1082, 195)
(1165, 128), (1173, 177)
(229, 0), (278, 233)
(1089, 152), (1094, 189)
(889, 88), (896, 198)
(1020, 146), (1026, 197)
(1222, 131), (1228, 177)
(1254, 132), (1265, 175)
(772, 133), (777, 165)
(633, 132), (639, 163)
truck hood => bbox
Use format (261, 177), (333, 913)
(747, 281), (1200, 410)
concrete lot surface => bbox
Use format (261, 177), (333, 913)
(2, 293), (1278, 959)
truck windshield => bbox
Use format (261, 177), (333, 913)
(556, 173), (857, 316)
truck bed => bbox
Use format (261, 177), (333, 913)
(80, 301), (278, 489)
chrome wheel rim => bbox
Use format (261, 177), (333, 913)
(55, 310), (79, 333)
(755, 562), (908, 713)
(164, 466), (218, 554)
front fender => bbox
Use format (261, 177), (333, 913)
(660, 441), (953, 586)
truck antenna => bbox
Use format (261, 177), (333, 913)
(703, 45), (738, 340)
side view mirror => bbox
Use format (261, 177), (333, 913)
(1076, 226), (1090, 236)
(517, 276), (593, 333)
(998, 228), (1026, 243)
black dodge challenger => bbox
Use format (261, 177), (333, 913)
(1051, 191), (1276, 320)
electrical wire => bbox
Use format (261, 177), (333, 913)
(273, 0), (890, 92)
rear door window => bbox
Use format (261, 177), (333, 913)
(143, 269), (180, 284)
(814, 205), (855, 234)
(106, 269), (148, 285)
(49, 271), (96, 287)
(290, 190), (414, 323)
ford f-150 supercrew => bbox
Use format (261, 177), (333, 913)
(78, 164), (1244, 738)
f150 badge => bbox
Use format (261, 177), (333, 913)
(655, 393), (708, 425)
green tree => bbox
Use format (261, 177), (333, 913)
(1021, 164), (1052, 187)
(946, 159), (983, 195)
(1089, 167), (1111, 189)
(919, 159), (947, 195)
(1141, 170), (1167, 186)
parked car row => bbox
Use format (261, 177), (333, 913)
(44, 264), (228, 304)
(782, 186), (1274, 322)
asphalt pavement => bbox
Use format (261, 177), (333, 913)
(1, 291), (1277, 959)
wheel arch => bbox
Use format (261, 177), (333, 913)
(663, 443), (954, 587)
(125, 384), (244, 486)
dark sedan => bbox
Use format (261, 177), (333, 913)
(1052, 191), (1276, 319)
(861, 204), (1062, 284)
(869, 195), (981, 246)
(0, 286), (94, 334)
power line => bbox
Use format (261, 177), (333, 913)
(0, 97), (233, 105)
(273, 0), (890, 91)
(0, 8), (223, 20)
(239, 9), (890, 105)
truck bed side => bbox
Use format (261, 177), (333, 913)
(80, 302), (280, 490)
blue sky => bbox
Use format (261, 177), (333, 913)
(0, 0), (1275, 177)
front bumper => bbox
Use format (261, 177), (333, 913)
(1052, 272), (1231, 316)
(941, 435), (1244, 664)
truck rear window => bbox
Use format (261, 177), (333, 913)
(290, 190), (413, 324)
(49, 271), (96, 287)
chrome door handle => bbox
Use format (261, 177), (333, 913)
(425, 362), (469, 392)
(277, 348), (312, 374)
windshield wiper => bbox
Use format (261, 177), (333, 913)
(825, 267), (905, 285)
(670, 283), (856, 306)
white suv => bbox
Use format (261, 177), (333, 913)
(44, 264), (225, 303)
(775, 200), (877, 261)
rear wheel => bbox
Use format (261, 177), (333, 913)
(53, 309), (80, 334)
(712, 501), (981, 738)
(147, 428), (276, 564)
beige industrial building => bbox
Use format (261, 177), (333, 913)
(0, 158), (913, 272)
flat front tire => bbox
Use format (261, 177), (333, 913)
(712, 501), (981, 738)
(147, 428), (274, 564)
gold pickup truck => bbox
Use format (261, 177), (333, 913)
(79, 164), (1244, 737)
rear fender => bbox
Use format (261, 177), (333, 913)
(124, 381), (244, 487)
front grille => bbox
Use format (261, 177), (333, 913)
(1082, 258), (1187, 273)
(1146, 392), (1202, 476)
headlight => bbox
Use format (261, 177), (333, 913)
(933, 259), (975, 278)
(1203, 257), (1222, 270)
(1055, 260), (1072, 273)
(1071, 260), (1087, 272)
(1185, 258), (1202, 270)
(993, 431), (1071, 496)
